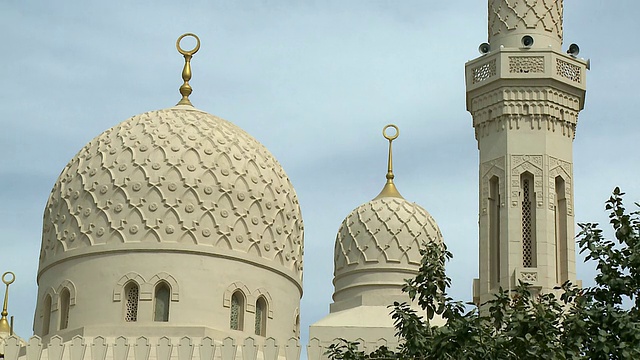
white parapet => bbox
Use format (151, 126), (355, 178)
(0, 335), (302, 360)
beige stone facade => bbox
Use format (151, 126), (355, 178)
(29, 105), (304, 358)
(467, 0), (586, 306)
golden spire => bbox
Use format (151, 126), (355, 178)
(176, 33), (201, 106)
(374, 124), (404, 200)
(0, 272), (15, 335)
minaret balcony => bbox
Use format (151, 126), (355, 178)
(465, 48), (587, 106)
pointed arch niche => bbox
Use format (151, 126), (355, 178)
(123, 281), (139, 322)
(480, 157), (505, 290)
(56, 280), (76, 331)
(254, 296), (267, 336)
(153, 282), (171, 322)
(224, 282), (251, 331)
(40, 289), (55, 336)
(554, 175), (569, 283)
(521, 171), (537, 268)
(488, 175), (501, 288)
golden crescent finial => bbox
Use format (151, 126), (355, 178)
(374, 124), (404, 200)
(0, 271), (15, 334)
(176, 33), (201, 106)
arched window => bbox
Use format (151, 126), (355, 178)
(154, 282), (170, 322)
(230, 291), (244, 331)
(489, 176), (501, 288)
(59, 288), (70, 330)
(521, 172), (537, 268)
(555, 176), (569, 283)
(254, 297), (267, 336)
(42, 295), (52, 335)
(124, 281), (139, 322)
(294, 313), (300, 338)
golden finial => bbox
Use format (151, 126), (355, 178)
(0, 272), (15, 335)
(176, 33), (201, 106)
(374, 124), (404, 200)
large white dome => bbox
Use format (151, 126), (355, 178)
(40, 105), (303, 279)
(35, 105), (304, 341)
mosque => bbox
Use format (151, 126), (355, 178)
(0, 1), (587, 359)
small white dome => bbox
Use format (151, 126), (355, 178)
(333, 196), (442, 302)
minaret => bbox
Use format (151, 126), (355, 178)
(465, 0), (587, 305)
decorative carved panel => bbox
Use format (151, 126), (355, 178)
(41, 108), (304, 279)
(472, 59), (497, 84)
(489, 0), (563, 40)
(511, 155), (544, 208)
(509, 56), (544, 74)
(334, 198), (442, 271)
(480, 157), (506, 215)
(556, 59), (581, 83)
(548, 156), (573, 215)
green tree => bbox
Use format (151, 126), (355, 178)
(327, 188), (640, 360)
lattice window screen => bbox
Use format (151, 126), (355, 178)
(522, 178), (534, 267)
(125, 284), (139, 322)
(254, 302), (263, 335)
(230, 294), (241, 330)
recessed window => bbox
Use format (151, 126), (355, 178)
(124, 282), (139, 322)
(154, 282), (170, 322)
(42, 295), (52, 335)
(59, 288), (70, 330)
(521, 172), (537, 268)
(255, 297), (267, 336)
(230, 291), (244, 331)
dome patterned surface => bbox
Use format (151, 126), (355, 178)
(335, 197), (442, 273)
(41, 107), (303, 279)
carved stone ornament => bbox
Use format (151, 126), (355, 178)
(548, 156), (573, 215)
(334, 197), (442, 272)
(40, 107), (304, 279)
(489, 0), (563, 40)
(480, 157), (505, 214)
(510, 155), (544, 208)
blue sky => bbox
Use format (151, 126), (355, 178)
(1, 0), (639, 346)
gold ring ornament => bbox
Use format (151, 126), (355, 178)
(176, 33), (201, 56)
(2, 272), (15, 285)
(383, 124), (399, 141)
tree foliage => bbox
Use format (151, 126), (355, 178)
(327, 188), (640, 359)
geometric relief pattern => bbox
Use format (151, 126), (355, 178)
(510, 155), (543, 208)
(334, 198), (443, 271)
(472, 59), (497, 84)
(509, 56), (544, 74)
(489, 0), (563, 40)
(41, 108), (303, 279)
(520, 271), (538, 283)
(556, 59), (581, 83)
(548, 156), (573, 215)
(480, 157), (505, 214)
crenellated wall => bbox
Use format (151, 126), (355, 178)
(0, 336), (308, 360)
